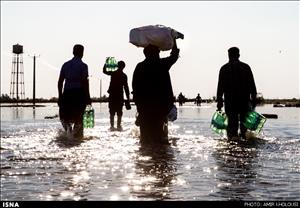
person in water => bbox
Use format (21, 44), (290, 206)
(195, 93), (202, 106)
(132, 39), (180, 144)
(58, 44), (91, 138)
(216, 47), (257, 139)
(103, 60), (130, 131)
(177, 92), (186, 106)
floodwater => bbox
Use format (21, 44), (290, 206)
(1, 103), (299, 201)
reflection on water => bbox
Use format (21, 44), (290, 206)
(33, 107), (36, 120)
(0, 103), (299, 200)
(13, 107), (23, 120)
(54, 131), (91, 148)
(212, 139), (260, 200)
(133, 144), (176, 200)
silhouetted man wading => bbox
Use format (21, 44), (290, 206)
(58, 44), (91, 138)
(216, 47), (257, 139)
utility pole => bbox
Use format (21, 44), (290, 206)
(29, 54), (40, 106)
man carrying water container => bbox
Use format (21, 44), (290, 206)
(103, 60), (130, 131)
(58, 44), (91, 138)
(216, 47), (257, 139)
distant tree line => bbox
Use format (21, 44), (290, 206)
(1, 93), (299, 105)
(0, 94), (109, 103)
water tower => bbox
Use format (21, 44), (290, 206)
(10, 44), (25, 100)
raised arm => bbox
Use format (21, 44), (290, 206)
(103, 62), (113, 76)
(162, 38), (180, 70)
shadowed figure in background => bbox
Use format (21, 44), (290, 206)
(216, 47), (257, 139)
(58, 44), (91, 138)
(103, 60), (130, 131)
(195, 93), (202, 106)
(132, 39), (180, 144)
(177, 92), (186, 106)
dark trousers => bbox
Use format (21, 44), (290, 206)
(59, 89), (86, 137)
(139, 114), (168, 144)
(61, 114), (84, 137)
(225, 110), (247, 138)
(108, 98), (123, 127)
(109, 101), (123, 117)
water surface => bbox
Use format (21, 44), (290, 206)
(1, 103), (299, 200)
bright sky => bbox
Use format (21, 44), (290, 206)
(1, 1), (299, 99)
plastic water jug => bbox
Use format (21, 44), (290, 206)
(83, 105), (94, 128)
(211, 111), (228, 135)
(105, 57), (118, 72)
(243, 111), (266, 134)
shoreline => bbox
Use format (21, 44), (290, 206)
(1, 101), (299, 108)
